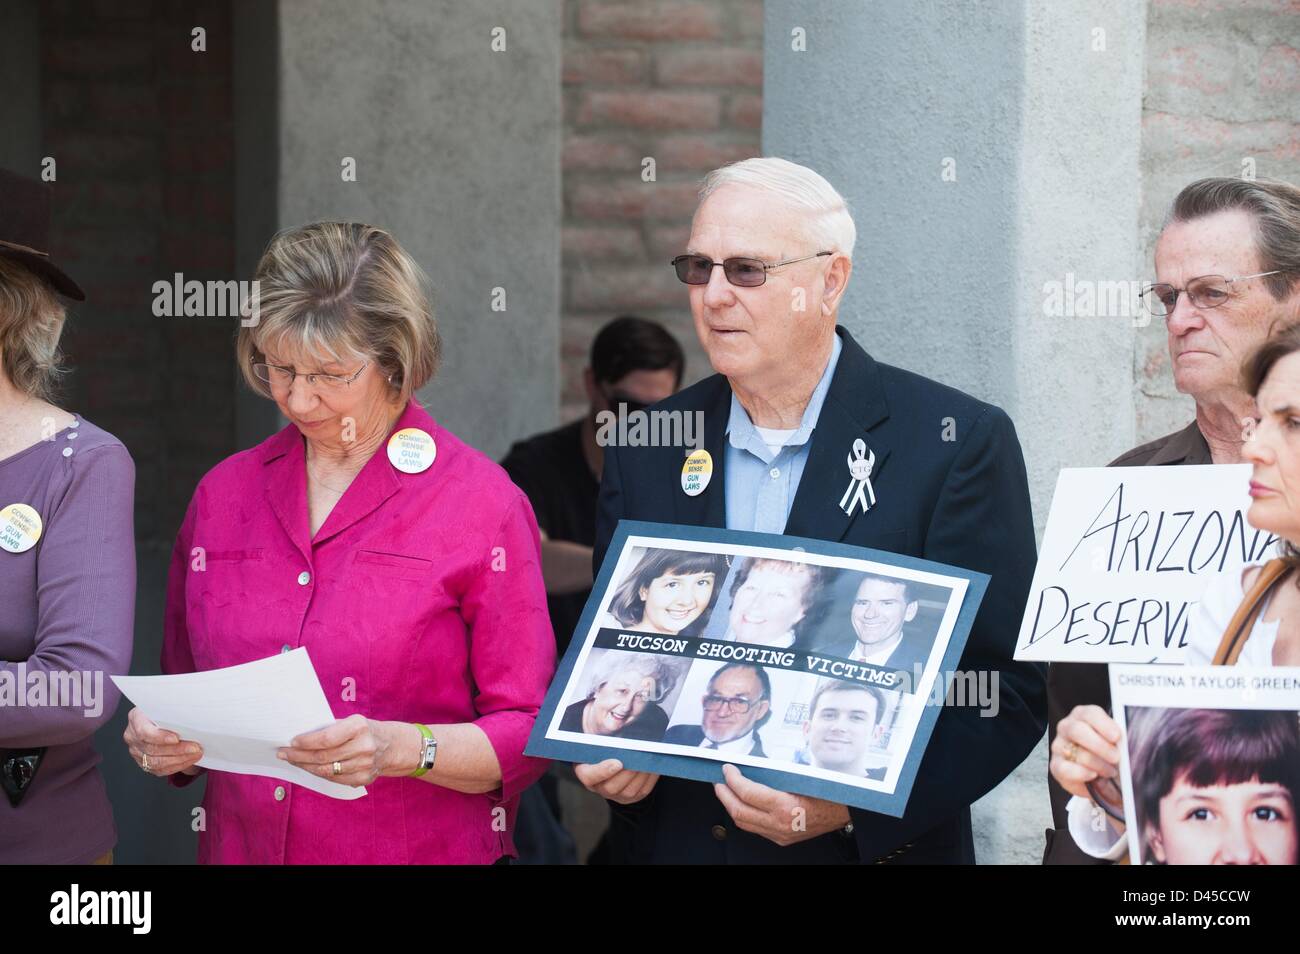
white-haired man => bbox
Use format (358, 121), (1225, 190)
(576, 157), (1046, 864)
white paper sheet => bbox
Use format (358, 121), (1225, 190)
(112, 648), (366, 800)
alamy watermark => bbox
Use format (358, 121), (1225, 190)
(0, 664), (104, 719)
(1042, 272), (1150, 328)
(595, 405), (704, 449)
(50, 884), (150, 934)
(152, 272), (260, 326)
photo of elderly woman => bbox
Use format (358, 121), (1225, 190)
(1128, 706), (1300, 865)
(560, 650), (689, 742)
(716, 557), (832, 649)
(601, 548), (730, 638)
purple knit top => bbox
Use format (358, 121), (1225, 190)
(0, 414), (135, 863)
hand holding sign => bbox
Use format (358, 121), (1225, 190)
(1048, 704), (1121, 800)
(575, 758), (659, 804)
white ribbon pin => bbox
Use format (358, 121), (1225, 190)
(839, 438), (876, 516)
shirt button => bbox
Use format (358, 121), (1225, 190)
(273, 786), (286, 801)
(280, 644), (292, 654)
(62, 447), (73, 457)
(770, 467), (780, 479)
(297, 571), (311, 586)
(711, 824), (727, 841)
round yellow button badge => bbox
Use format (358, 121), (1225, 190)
(681, 449), (712, 497)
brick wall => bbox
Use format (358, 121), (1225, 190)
(41, 0), (238, 547)
(1136, 0), (1300, 443)
(561, 0), (762, 419)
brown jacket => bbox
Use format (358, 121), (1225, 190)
(1042, 421), (1211, 865)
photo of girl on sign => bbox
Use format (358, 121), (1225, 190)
(597, 548), (730, 638)
(1126, 705), (1300, 865)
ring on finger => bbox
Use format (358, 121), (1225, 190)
(332, 760), (343, 777)
(141, 752), (151, 772)
(1065, 741), (1079, 763)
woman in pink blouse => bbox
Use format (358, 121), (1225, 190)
(122, 222), (555, 864)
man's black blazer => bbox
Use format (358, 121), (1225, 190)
(593, 326), (1047, 864)
(663, 724), (767, 757)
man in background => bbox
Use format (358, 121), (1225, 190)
(1046, 177), (1300, 863)
(502, 314), (685, 864)
(502, 315), (685, 658)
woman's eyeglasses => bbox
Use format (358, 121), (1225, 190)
(252, 361), (367, 392)
(671, 251), (832, 287)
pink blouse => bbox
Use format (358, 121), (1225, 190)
(161, 400), (555, 864)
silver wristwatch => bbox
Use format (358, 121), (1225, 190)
(418, 733), (438, 773)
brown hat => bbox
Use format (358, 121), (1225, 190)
(0, 168), (85, 301)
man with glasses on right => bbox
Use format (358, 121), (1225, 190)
(1046, 177), (1300, 864)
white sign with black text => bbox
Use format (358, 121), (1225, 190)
(1016, 465), (1274, 664)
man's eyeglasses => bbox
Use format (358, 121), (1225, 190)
(702, 694), (760, 714)
(671, 251), (832, 287)
(252, 361), (368, 392)
(1140, 271), (1285, 317)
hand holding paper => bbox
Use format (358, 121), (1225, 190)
(113, 648), (366, 800)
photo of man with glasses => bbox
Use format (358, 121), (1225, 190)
(664, 663), (772, 756)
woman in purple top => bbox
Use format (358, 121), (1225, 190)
(0, 170), (136, 864)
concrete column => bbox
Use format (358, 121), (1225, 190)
(763, 0), (1147, 863)
(276, 0), (563, 459)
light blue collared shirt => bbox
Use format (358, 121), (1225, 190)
(724, 333), (842, 533)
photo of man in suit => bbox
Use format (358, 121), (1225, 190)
(817, 574), (934, 677)
(574, 156), (1045, 865)
(664, 663), (771, 756)
(799, 680), (890, 782)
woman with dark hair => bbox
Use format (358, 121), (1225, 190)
(1052, 323), (1300, 859)
(1128, 707), (1299, 865)
(602, 548), (730, 638)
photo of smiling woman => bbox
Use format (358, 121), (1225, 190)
(560, 651), (688, 741)
(721, 557), (831, 649)
(602, 548), (730, 638)
(1128, 706), (1300, 865)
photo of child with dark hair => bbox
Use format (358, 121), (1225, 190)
(599, 548), (730, 639)
(1127, 706), (1300, 865)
